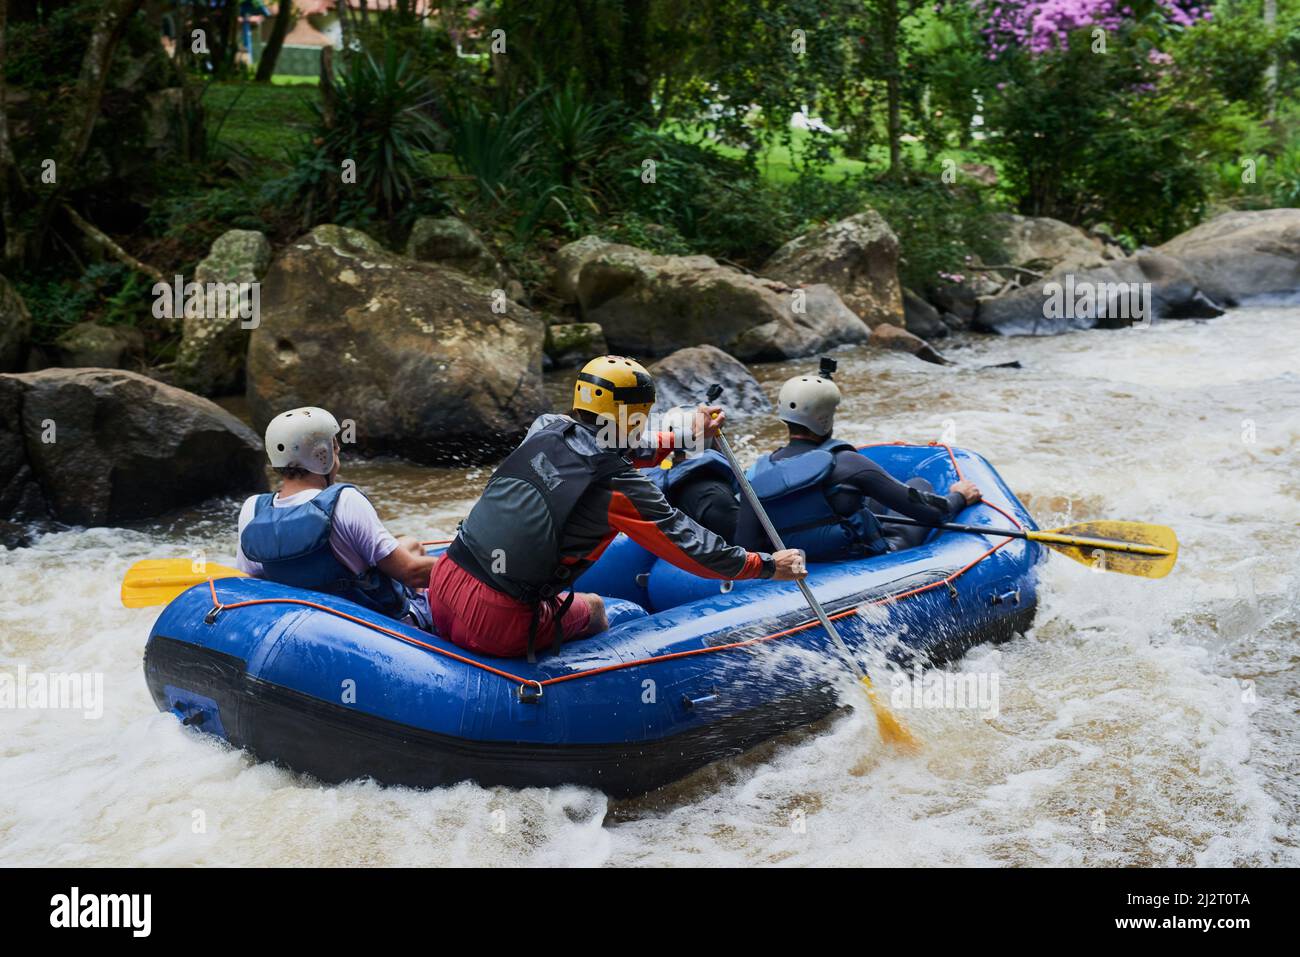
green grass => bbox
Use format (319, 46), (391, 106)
(204, 81), (318, 168)
(664, 123), (1000, 188)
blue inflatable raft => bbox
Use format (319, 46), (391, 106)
(144, 444), (1045, 797)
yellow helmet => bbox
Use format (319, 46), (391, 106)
(572, 355), (656, 423)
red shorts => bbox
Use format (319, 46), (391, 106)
(426, 555), (593, 658)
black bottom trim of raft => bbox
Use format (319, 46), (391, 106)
(144, 603), (1035, 798)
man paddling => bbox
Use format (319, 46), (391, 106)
(735, 359), (982, 561)
(429, 355), (807, 660)
(235, 407), (437, 629)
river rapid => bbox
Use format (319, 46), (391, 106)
(2, 304), (1297, 867)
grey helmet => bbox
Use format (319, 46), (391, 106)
(777, 372), (841, 436)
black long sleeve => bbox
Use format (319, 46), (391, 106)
(828, 452), (966, 524)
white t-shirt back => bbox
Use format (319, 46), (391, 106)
(235, 486), (399, 578)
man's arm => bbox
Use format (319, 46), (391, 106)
(604, 471), (804, 581)
(376, 539), (439, 591)
(334, 489), (437, 590)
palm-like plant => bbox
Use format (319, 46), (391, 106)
(315, 44), (441, 220)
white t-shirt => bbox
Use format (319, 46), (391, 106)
(235, 486), (399, 577)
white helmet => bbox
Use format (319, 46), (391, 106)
(264, 407), (340, 475)
(778, 373), (841, 436)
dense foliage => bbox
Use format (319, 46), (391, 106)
(2, 0), (1298, 351)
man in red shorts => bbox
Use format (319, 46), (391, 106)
(429, 354), (806, 660)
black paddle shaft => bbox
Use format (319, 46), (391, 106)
(873, 514), (1031, 541)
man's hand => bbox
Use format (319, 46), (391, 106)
(771, 548), (808, 581)
(951, 479), (982, 505)
(397, 535), (425, 556)
(695, 404), (725, 443)
(379, 537), (438, 591)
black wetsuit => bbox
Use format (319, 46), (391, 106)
(736, 438), (967, 552)
(666, 471), (739, 542)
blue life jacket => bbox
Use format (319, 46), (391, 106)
(647, 448), (735, 497)
(240, 483), (427, 627)
(746, 438), (889, 561)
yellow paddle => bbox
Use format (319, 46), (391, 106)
(120, 558), (248, 609)
(703, 386), (921, 753)
(875, 517), (1179, 579)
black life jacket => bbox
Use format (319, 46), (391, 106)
(448, 417), (630, 659)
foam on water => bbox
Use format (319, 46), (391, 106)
(1, 307), (1297, 866)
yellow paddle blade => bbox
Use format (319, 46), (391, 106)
(1028, 521), (1179, 579)
(120, 558), (248, 608)
(860, 675), (922, 753)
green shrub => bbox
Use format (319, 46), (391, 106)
(859, 178), (1006, 290)
(268, 43), (440, 229)
(15, 263), (152, 348)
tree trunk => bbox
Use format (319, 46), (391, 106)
(19, 0), (146, 268)
(884, 0), (901, 176)
(1264, 0), (1278, 119)
(254, 0), (295, 82)
(620, 0), (653, 120)
(0, 0), (30, 264)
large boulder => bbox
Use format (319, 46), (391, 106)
(1156, 208), (1300, 305)
(869, 323), (950, 366)
(405, 216), (505, 285)
(554, 235), (621, 303)
(54, 321), (145, 369)
(247, 225), (547, 463)
(577, 246), (870, 361)
(173, 229), (273, 396)
(760, 210), (903, 325)
(1, 274), (32, 372)
(649, 345), (773, 417)
(545, 322), (608, 369)
(0, 376), (44, 523)
(974, 252), (1224, 336)
(0, 369), (266, 526)
(902, 287), (949, 339)
(991, 213), (1116, 276)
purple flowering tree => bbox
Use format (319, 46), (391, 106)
(970, 0), (1218, 240)
(974, 0), (1212, 57)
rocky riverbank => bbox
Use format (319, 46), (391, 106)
(1, 206), (1296, 530)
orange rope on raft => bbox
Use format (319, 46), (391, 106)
(205, 443), (1030, 690)
(205, 578), (535, 686)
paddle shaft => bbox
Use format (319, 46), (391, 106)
(873, 514), (1172, 556)
(711, 430), (866, 681)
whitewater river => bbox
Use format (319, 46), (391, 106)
(2, 304), (1297, 866)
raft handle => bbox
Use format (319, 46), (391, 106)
(517, 681), (544, 704)
(204, 604), (225, 625)
(990, 588), (1021, 606)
